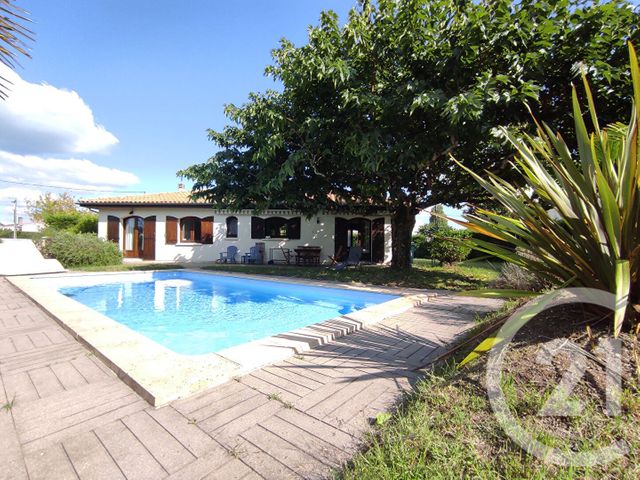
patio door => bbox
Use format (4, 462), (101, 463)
(123, 216), (144, 258)
(335, 217), (380, 263)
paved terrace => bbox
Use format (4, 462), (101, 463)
(0, 277), (500, 480)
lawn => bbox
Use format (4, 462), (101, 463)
(202, 258), (500, 290)
(71, 263), (184, 272)
(71, 258), (499, 290)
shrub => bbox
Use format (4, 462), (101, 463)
(492, 262), (549, 292)
(72, 213), (99, 234)
(411, 233), (429, 258)
(456, 44), (640, 335)
(430, 227), (472, 265)
(42, 211), (98, 234)
(42, 231), (122, 268)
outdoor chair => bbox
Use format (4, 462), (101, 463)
(242, 246), (261, 264)
(332, 246), (362, 270)
(328, 246), (347, 266)
(219, 245), (238, 263)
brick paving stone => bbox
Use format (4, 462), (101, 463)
(236, 446), (300, 480)
(259, 415), (350, 468)
(240, 425), (328, 479)
(198, 393), (271, 433)
(24, 443), (78, 480)
(240, 373), (301, 404)
(213, 398), (284, 446)
(122, 410), (196, 473)
(147, 405), (223, 457)
(250, 369), (313, 397)
(62, 431), (126, 480)
(95, 419), (167, 480)
(165, 448), (231, 480)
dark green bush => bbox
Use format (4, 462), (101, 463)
(42, 231), (122, 267)
(412, 233), (429, 259)
(430, 227), (472, 265)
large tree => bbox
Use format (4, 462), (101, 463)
(181, 0), (639, 269)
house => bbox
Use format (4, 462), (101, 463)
(78, 191), (392, 264)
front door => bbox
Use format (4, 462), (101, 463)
(123, 216), (144, 258)
(142, 216), (156, 260)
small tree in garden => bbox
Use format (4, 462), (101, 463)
(454, 44), (640, 336)
(27, 192), (98, 234)
(429, 227), (472, 265)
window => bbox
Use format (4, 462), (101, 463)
(251, 216), (301, 239)
(180, 217), (201, 243)
(226, 216), (238, 238)
(265, 217), (287, 238)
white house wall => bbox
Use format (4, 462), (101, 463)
(97, 208), (392, 264)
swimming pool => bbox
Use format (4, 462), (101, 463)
(55, 271), (399, 355)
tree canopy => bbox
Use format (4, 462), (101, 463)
(26, 192), (98, 234)
(180, 0), (639, 269)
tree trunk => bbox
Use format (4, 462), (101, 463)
(390, 205), (416, 270)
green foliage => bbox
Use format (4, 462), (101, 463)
(26, 192), (76, 223)
(456, 44), (640, 336)
(180, 0), (639, 269)
(429, 227), (472, 265)
(43, 211), (98, 234)
(414, 222), (472, 263)
(42, 231), (122, 268)
(411, 233), (429, 258)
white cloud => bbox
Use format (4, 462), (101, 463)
(0, 151), (139, 188)
(0, 65), (119, 155)
(0, 151), (140, 224)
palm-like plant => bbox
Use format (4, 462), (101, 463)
(0, 0), (32, 100)
(453, 44), (640, 336)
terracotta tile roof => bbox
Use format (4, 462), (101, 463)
(78, 191), (212, 207)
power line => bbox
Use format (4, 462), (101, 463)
(0, 179), (146, 194)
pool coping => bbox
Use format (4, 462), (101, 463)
(8, 270), (432, 407)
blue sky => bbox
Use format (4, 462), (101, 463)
(0, 0), (452, 229)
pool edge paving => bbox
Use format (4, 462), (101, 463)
(8, 271), (425, 406)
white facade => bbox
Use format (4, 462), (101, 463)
(96, 207), (392, 264)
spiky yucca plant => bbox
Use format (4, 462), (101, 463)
(453, 44), (640, 336)
(0, 0), (32, 99)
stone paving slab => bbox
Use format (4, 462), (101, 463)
(0, 277), (502, 479)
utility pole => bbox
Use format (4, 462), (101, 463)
(12, 198), (17, 239)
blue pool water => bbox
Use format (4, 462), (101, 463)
(58, 271), (398, 355)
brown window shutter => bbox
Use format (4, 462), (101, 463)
(166, 216), (178, 244)
(107, 215), (120, 243)
(287, 217), (301, 239)
(251, 216), (265, 239)
(201, 216), (214, 244)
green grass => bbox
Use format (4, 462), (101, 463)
(341, 362), (640, 479)
(68, 258), (498, 290)
(202, 259), (499, 290)
(70, 263), (184, 272)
